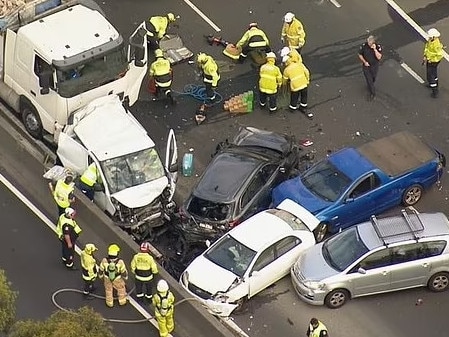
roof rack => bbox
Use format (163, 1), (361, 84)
(370, 207), (425, 245)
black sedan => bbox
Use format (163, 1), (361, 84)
(179, 126), (311, 242)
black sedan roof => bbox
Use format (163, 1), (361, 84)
(193, 151), (263, 203)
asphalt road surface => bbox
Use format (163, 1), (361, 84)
(0, 182), (155, 337)
(97, 0), (449, 336)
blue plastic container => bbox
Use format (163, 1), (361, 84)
(182, 153), (194, 177)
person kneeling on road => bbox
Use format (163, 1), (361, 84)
(149, 49), (174, 105)
(99, 244), (128, 307)
(80, 243), (98, 299)
(153, 279), (175, 337)
(236, 22), (270, 63)
(131, 242), (159, 301)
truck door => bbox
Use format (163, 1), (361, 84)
(56, 132), (88, 174)
(125, 22), (148, 105)
(165, 129), (178, 202)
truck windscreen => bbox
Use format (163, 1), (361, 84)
(56, 47), (128, 98)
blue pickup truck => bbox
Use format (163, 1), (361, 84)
(272, 131), (446, 241)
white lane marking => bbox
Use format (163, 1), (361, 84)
(400, 62), (425, 83)
(182, 0), (221, 32)
(385, 0), (449, 62)
(0, 173), (168, 334)
(329, 0), (342, 8)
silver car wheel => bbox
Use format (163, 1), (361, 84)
(325, 289), (349, 308)
(430, 273), (449, 291)
(403, 185), (423, 206)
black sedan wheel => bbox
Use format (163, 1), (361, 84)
(402, 184), (423, 206)
(324, 289), (349, 309)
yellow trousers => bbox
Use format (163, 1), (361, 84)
(104, 277), (127, 307)
(155, 310), (174, 337)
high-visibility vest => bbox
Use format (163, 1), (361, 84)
(424, 38), (444, 63)
(153, 291), (175, 316)
(236, 27), (270, 49)
(283, 61), (310, 91)
(259, 60), (282, 94)
(81, 250), (97, 281)
(131, 252), (159, 281)
(56, 214), (82, 239)
(53, 179), (74, 208)
(100, 257), (128, 281)
(148, 16), (169, 39)
(201, 56), (220, 86)
(310, 321), (328, 337)
(281, 18), (306, 49)
(80, 163), (97, 187)
(149, 57), (172, 87)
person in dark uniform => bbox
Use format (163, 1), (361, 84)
(358, 35), (382, 100)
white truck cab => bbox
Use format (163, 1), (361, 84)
(0, 0), (148, 140)
(56, 95), (178, 240)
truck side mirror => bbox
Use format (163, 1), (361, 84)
(38, 70), (52, 95)
(129, 27), (146, 67)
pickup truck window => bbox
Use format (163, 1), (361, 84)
(349, 173), (381, 198)
(100, 147), (165, 194)
(301, 160), (351, 202)
(56, 47), (128, 98)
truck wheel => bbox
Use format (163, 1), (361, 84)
(428, 272), (449, 292)
(402, 184), (423, 206)
(324, 289), (349, 309)
(314, 222), (328, 242)
(21, 103), (43, 139)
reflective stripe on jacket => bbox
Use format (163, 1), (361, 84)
(236, 27), (270, 49)
(53, 179), (74, 208)
(284, 48), (302, 66)
(259, 59), (282, 94)
(309, 321), (328, 337)
(99, 257), (128, 281)
(283, 61), (310, 91)
(80, 163), (97, 187)
(152, 291), (175, 316)
(424, 38), (444, 63)
(131, 252), (159, 281)
(149, 57), (172, 87)
(81, 250), (97, 281)
(281, 18), (306, 48)
(201, 56), (220, 86)
(148, 16), (169, 39)
(56, 214), (82, 239)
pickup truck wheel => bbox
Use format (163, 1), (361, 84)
(402, 184), (423, 206)
(428, 272), (449, 292)
(21, 103), (43, 139)
(314, 222), (328, 242)
(325, 289), (349, 309)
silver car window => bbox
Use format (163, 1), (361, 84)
(359, 248), (392, 270)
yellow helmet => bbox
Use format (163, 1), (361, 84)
(197, 53), (208, 64)
(167, 13), (177, 22)
(108, 244), (120, 257)
(85, 243), (97, 255)
(155, 49), (164, 58)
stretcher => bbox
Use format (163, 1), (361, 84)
(159, 34), (194, 65)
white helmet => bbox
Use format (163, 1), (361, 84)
(427, 28), (440, 38)
(266, 52), (277, 59)
(157, 279), (169, 293)
(282, 55), (290, 63)
(65, 207), (76, 217)
(284, 12), (295, 23)
(280, 46), (291, 58)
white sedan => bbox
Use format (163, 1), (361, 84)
(179, 199), (319, 316)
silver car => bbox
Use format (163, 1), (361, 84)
(291, 208), (449, 308)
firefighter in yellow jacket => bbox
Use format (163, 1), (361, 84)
(259, 52), (282, 114)
(49, 174), (75, 215)
(146, 13), (178, 51)
(149, 49), (174, 104)
(99, 244), (128, 307)
(152, 279), (175, 337)
(283, 54), (313, 119)
(131, 242), (159, 301)
(79, 163), (98, 201)
(280, 46), (301, 66)
(80, 243), (98, 298)
(423, 28), (444, 98)
(236, 23), (270, 63)
(281, 12), (306, 53)
(197, 53), (220, 103)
